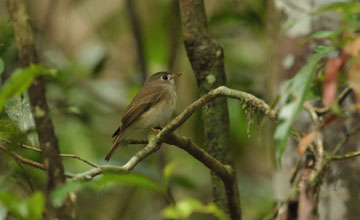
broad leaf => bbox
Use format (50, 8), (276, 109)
(0, 65), (55, 112)
(0, 191), (27, 218)
(309, 30), (336, 40)
(274, 46), (335, 164)
(25, 192), (45, 220)
(161, 198), (230, 220)
(163, 160), (181, 185)
(0, 58), (4, 76)
(5, 93), (37, 146)
(51, 181), (84, 207)
(51, 173), (165, 207)
(0, 190), (44, 220)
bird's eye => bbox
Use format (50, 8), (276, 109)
(161, 75), (168, 80)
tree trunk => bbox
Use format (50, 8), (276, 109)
(179, 0), (241, 218)
(7, 0), (74, 219)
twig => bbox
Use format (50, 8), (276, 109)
(4, 140), (99, 168)
(0, 144), (45, 170)
(72, 136), (162, 180)
(59, 154), (98, 168)
(14, 159), (35, 193)
(310, 124), (360, 186)
(315, 87), (352, 115)
(332, 151), (360, 160)
(332, 124), (360, 155)
(0, 144), (74, 178)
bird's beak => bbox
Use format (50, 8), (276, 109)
(171, 72), (182, 80)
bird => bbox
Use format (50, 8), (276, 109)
(105, 71), (182, 161)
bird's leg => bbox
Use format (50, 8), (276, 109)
(151, 126), (162, 132)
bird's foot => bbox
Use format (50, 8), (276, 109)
(151, 127), (162, 132)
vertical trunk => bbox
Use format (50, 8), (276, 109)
(179, 0), (241, 218)
(7, 0), (73, 219)
(126, 0), (148, 83)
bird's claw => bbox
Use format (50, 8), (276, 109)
(151, 127), (162, 132)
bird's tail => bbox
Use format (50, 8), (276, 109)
(105, 133), (122, 161)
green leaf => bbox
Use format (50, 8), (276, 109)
(51, 173), (166, 207)
(161, 198), (230, 220)
(51, 181), (84, 207)
(309, 30), (335, 40)
(0, 64), (55, 112)
(163, 160), (181, 185)
(26, 192), (45, 220)
(0, 190), (44, 220)
(274, 46), (335, 164)
(0, 58), (4, 75)
(0, 190), (27, 218)
(96, 173), (165, 193)
(170, 175), (196, 190)
(162, 161), (196, 189)
(0, 119), (17, 140)
(5, 93), (37, 146)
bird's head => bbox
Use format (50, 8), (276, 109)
(144, 71), (182, 87)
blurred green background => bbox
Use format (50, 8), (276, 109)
(0, 0), (275, 219)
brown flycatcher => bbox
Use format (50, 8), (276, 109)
(105, 71), (182, 161)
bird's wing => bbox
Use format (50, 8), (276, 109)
(112, 86), (164, 138)
(106, 86), (166, 161)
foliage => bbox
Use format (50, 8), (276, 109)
(51, 173), (166, 207)
(0, 65), (56, 112)
(4, 93), (37, 146)
(274, 46), (335, 164)
(161, 198), (230, 220)
(0, 58), (4, 76)
(0, 191), (45, 220)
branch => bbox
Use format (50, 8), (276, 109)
(68, 86), (271, 220)
(4, 140), (99, 168)
(165, 134), (232, 180)
(165, 134), (240, 216)
(161, 86), (277, 138)
(0, 144), (45, 170)
(73, 137), (162, 180)
(332, 151), (360, 160)
(307, 124), (360, 189)
(314, 87), (352, 115)
(0, 144), (74, 178)
(3, 85), (274, 219)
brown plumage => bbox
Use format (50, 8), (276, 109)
(105, 72), (181, 161)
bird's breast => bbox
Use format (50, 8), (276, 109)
(136, 87), (177, 128)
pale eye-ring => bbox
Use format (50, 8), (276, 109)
(161, 75), (168, 80)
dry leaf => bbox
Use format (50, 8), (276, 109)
(298, 132), (316, 156)
(344, 38), (360, 56)
(322, 56), (346, 107)
(348, 58), (360, 107)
